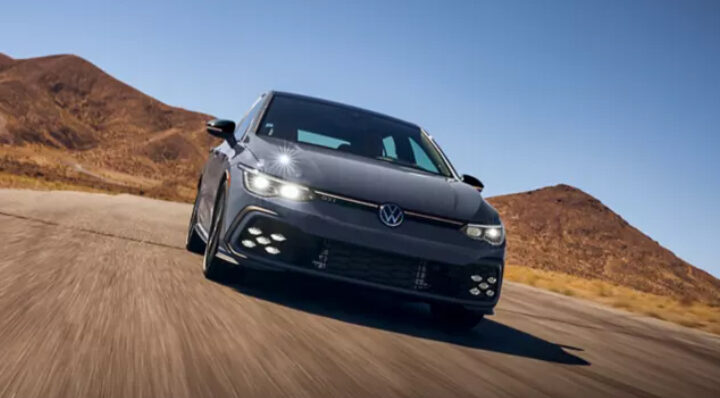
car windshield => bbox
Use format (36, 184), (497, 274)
(256, 95), (454, 177)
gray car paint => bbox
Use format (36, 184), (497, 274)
(193, 91), (505, 309)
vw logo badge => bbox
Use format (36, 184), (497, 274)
(378, 203), (404, 227)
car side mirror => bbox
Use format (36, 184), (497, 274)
(462, 174), (484, 192)
(206, 119), (236, 140)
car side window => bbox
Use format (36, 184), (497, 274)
(409, 137), (440, 173)
(235, 96), (265, 140)
(382, 136), (398, 159)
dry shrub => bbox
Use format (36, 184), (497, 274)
(612, 298), (632, 309)
(679, 295), (696, 307)
(678, 319), (704, 328)
(505, 264), (720, 335)
(644, 310), (664, 320)
(526, 273), (539, 286)
(597, 284), (613, 297)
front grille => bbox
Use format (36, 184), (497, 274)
(319, 241), (422, 290)
(234, 216), (500, 300)
(310, 241), (500, 300)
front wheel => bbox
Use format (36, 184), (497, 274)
(203, 185), (232, 281)
(186, 189), (205, 254)
(430, 303), (485, 331)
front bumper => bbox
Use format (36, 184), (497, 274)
(220, 179), (505, 312)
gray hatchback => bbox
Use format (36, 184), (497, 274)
(187, 91), (505, 329)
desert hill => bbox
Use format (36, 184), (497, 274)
(488, 184), (720, 304)
(0, 52), (217, 199)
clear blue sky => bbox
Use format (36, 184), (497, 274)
(2, 1), (719, 276)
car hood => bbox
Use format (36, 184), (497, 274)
(238, 136), (499, 223)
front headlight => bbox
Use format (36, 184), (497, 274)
(463, 224), (505, 246)
(242, 169), (313, 201)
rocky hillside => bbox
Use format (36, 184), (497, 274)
(0, 52), (217, 200)
(488, 185), (720, 304)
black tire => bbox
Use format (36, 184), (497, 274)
(203, 184), (232, 281)
(186, 189), (206, 254)
(430, 303), (484, 331)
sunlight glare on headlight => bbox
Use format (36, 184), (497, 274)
(279, 184), (301, 200)
(251, 175), (271, 191)
(485, 227), (501, 240)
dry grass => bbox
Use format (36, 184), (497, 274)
(0, 171), (105, 194)
(505, 264), (720, 335)
(0, 164), (194, 203)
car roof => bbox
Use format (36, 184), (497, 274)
(267, 90), (422, 130)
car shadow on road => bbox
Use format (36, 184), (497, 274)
(221, 269), (590, 366)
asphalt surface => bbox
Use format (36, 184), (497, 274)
(0, 189), (718, 398)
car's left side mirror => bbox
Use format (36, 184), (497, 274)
(462, 174), (484, 192)
(206, 119), (236, 140)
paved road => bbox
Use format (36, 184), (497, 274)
(0, 189), (718, 398)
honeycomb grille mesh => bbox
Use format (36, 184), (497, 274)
(322, 241), (421, 290)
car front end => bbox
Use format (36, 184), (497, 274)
(218, 158), (505, 315)
(195, 91), (506, 328)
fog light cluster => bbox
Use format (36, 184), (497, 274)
(239, 226), (287, 256)
(469, 272), (498, 298)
